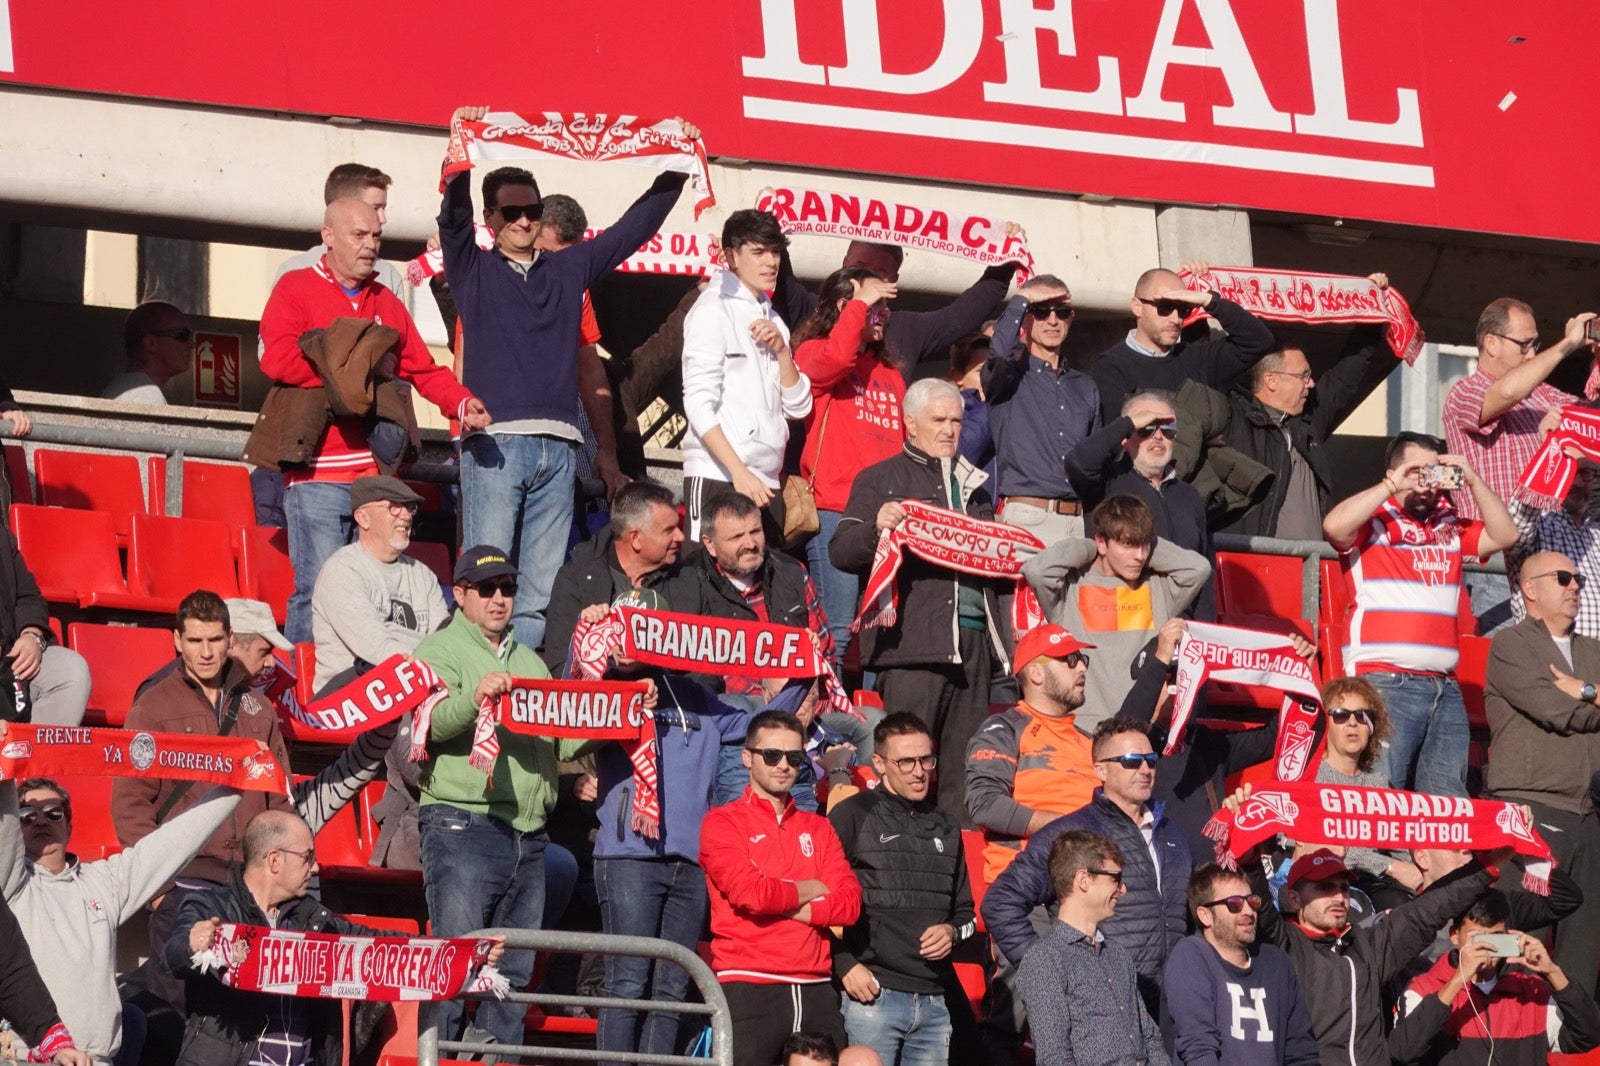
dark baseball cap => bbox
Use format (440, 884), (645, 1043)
(453, 545), (518, 585)
(349, 475), (424, 511)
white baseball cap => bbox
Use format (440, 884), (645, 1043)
(225, 598), (292, 652)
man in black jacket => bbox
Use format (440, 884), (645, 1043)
(0, 892), (88, 1064)
(1220, 281), (1397, 539)
(830, 713), (977, 1065)
(830, 378), (1011, 823)
(168, 809), (506, 1066)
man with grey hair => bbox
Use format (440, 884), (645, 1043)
(831, 377), (1011, 821)
(1089, 261), (1275, 423)
(982, 274), (1101, 546)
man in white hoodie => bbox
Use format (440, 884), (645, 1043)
(681, 208), (812, 540)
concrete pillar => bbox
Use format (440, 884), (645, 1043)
(1154, 205), (1254, 270)
(138, 236), (209, 315)
(5, 224), (86, 304)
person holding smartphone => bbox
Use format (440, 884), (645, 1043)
(1391, 890), (1600, 1065)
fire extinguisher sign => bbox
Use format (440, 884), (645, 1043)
(193, 332), (242, 409)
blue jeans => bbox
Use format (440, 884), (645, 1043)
(460, 433), (576, 651)
(1367, 671), (1469, 797)
(545, 841), (578, 928)
(806, 509), (857, 674)
(419, 804), (549, 1048)
(842, 987), (952, 1066)
(283, 481), (357, 645)
(595, 857), (710, 1063)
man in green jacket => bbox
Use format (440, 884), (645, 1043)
(414, 544), (604, 1052)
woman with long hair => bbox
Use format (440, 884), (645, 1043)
(793, 265), (898, 680)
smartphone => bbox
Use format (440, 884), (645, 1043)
(1587, 318), (1600, 344)
(1421, 464), (1465, 490)
(1473, 932), (1522, 958)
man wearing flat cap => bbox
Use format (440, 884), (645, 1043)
(309, 474), (449, 695)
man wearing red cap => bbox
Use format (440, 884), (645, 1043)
(1223, 786), (1512, 1066)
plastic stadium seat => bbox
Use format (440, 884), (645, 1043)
(33, 449), (145, 521)
(1318, 558), (1350, 630)
(293, 644), (317, 708)
(147, 457), (257, 527)
(11, 504), (140, 608)
(1214, 551), (1306, 622)
(54, 775), (121, 860)
(109, 514), (240, 613)
(1457, 634), (1491, 736)
(852, 690), (884, 713)
(69, 622), (175, 726)
(237, 526), (293, 624)
(961, 828), (989, 933)
(4, 444), (31, 505)
(406, 541), (455, 588)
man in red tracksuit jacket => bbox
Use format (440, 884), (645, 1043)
(701, 708), (863, 1066)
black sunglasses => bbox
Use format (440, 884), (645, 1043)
(19, 805), (67, 825)
(747, 747), (805, 769)
(497, 203), (544, 224)
(1098, 752), (1159, 770)
(1327, 707), (1373, 727)
(1136, 422), (1178, 440)
(1529, 569), (1586, 589)
(1086, 867), (1124, 885)
(472, 580), (518, 598)
(1137, 296), (1187, 317)
(1026, 300), (1075, 321)
(1201, 894), (1263, 914)
(152, 327), (194, 343)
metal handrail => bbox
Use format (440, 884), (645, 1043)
(415, 926), (732, 1066)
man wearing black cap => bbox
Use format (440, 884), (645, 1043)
(309, 474), (449, 694)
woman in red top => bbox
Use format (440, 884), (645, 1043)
(793, 266), (899, 675)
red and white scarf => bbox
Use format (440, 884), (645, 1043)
(854, 500), (1043, 637)
(1180, 267), (1425, 365)
(278, 655), (448, 743)
(1169, 622), (1324, 782)
(463, 679), (661, 837)
(190, 924), (508, 1001)
(1374, 494), (1461, 549)
(0, 722), (289, 795)
(1203, 783), (1555, 894)
(755, 185), (1034, 281)
(442, 112), (715, 217)
(406, 225), (724, 287)
(1520, 405), (1600, 500)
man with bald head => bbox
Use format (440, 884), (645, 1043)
(103, 300), (193, 404)
(1090, 262), (1275, 423)
(1486, 548), (1600, 991)
(259, 196), (491, 643)
(273, 162), (405, 292)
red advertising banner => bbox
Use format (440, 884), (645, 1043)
(0, 2), (1594, 243)
(192, 332), (241, 409)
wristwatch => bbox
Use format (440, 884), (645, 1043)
(1582, 681), (1596, 703)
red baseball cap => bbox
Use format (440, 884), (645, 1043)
(1286, 849), (1352, 889)
(1012, 625), (1095, 676)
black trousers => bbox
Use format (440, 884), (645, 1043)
(721, 980), (846, 1066)
(877, 627), (994, 827)
(1522, 801), (1600, 995)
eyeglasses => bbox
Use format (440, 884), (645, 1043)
(1086, 868), (1124, 885)
(497, 203), (544, 224)
(152, 327), (194, 343)
(378, 501), (421, 516)
(1135, 422), (1178, 440)
(1201, 894), (1263, 914)
(471, 580), (518, 598)
(887, 754), (938, 773)
(1098, 752), (1159, 770)
(1026, 301), (1075, 321)
(747, 747), (805, 769)
(1529, 569), (1586, 589)
(277, 846), (317, 866)
(1490, 332), (1540, 354)
(18, 805), (66, 825)
(1268, 369), (1314, 382)
(1326, 707), (1373, 727)
(1136, 296), (1187, 317)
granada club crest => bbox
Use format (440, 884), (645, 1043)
(799, 832), (814, 858)
(1276, 719), (1317, 781)
(1496, 803), (1537, 846)
(1235, 791), (1299, 832)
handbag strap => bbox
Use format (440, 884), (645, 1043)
(804, 379), (845, 491)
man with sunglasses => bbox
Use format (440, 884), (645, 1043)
(1090, 262), (1275, 425)
(102, 301), (193, 405)
(980, 274), (1101, 546)
(1485, 548), (1600, 991)
(308, 476), (449, 695)
(701, 710), (861, 1066)
(828, 713), (976, 1065)
(1506, 460), (1600, 636)
(985, 716), (1190, 1020)
(441, 108), (697, 650)
(1160, 864), (1318, 1066)
(1443, 298), (1598, 633)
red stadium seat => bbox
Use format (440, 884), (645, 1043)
(147, 457), (256, 527)
(1457, 634), (1491, 736)
(111, 514), (240, 613)
(406, 541), (455, 589)
(1214, 551), (1306, 622)
(347, 914), (420, 936)
(11, 504), (140, 608)
(961, 828), (988, 933)
(33, 449), (145, 528)
(1318, 558), (1350, 630)
(54, 775), (121, 860)
(4, 445), (31, 505)
(293, 644), (317, 708)
(852, 690), (884, 713)
(237, 526), (293, 624)
(68, 622), (175, 726)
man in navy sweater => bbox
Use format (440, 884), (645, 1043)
(439, 106), (698, 650)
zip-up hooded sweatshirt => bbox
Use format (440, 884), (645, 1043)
(699, 787), (861, 984)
